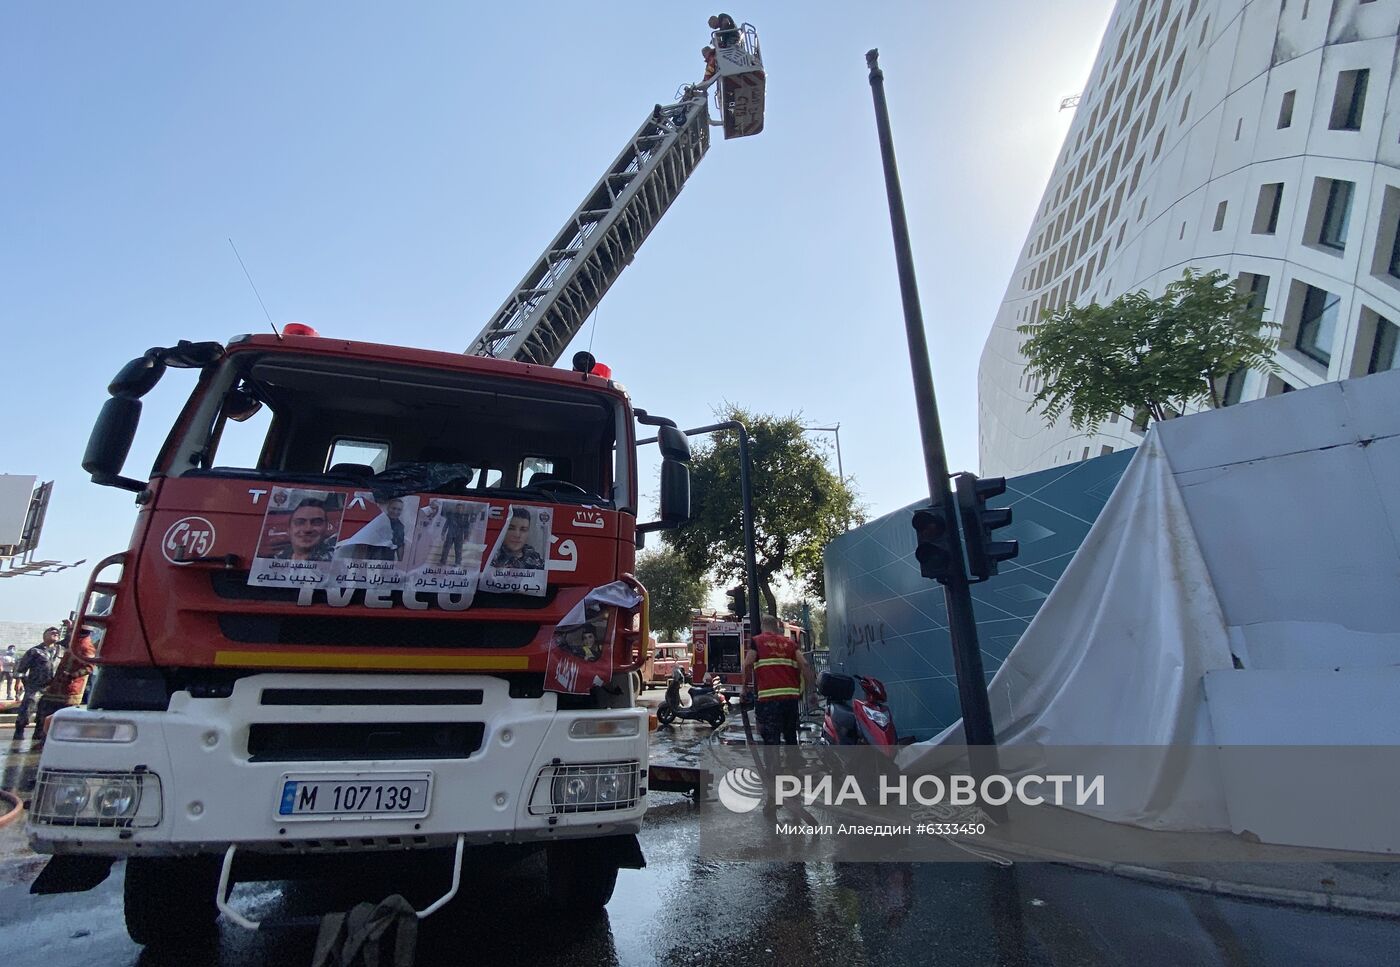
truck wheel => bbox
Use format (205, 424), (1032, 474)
(546, 840), (620, 911)
(123, 855), (221, 947)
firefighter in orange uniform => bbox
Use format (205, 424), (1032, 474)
(741, 614), (813, 746)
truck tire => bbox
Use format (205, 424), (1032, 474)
(546, 840), (620, 912)
(123, 855), (222, 947)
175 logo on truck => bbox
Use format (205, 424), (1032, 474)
(162, 516), (216, 565)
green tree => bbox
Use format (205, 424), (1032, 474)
(1016, 268), (1279, 430)
(633, 546), (708, 640)
(663, 406), (862, 616)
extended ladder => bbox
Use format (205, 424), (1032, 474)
(465, 95), (711, 365)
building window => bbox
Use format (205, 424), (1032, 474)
(1100, 445), (1115, 456)
(1169, 53), (1185, 94)
(1082, 447), (1091, 461)
(1179, 94), (1192, 125)
(1388, 216), (1400, 280)
(1278, 90), (1295, 128)
(1317, 178), (1354, 251)
(1295, 285), (1340, 366)
(1370, 316), (1400, 373)
(1252, 183), (1283, 234)
(1213, 200), (1228, 231)
(1329, 69), (1369, 131)
(1221, 368), (1248, 406)
(1239, 272), (1270, 312)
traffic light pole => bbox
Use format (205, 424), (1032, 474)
(679, 421), (763, 637)
(866, 51), (1003, 794)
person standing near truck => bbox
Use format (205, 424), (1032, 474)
(12, 627), (61, 742)
(1, 645), (16, 701)
(34, 630), (98, 744)
(741, 614), (812, 746)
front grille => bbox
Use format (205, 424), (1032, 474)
(260, 688), (483, 707)
(217, 614), (538, 649)
(210, 572), (558, 609)
(247, 722), (485, 762)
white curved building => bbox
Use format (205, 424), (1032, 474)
(979, 0), (1400, 476)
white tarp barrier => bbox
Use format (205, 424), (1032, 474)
(903, 368), (1400, 842)
(904, 433), (1235, 830)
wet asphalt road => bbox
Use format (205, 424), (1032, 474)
(2, 716), (1399, 967)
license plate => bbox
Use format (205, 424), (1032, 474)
(277, 772), (432, 820)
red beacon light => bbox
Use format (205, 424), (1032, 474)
(590, 361), (613, 380)
(282, 322), (320, 337)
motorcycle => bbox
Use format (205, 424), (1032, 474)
(816, 671), (897, 754)
(657, 668), (727, 728)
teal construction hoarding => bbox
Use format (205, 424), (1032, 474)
(823, 449), (1134, 740)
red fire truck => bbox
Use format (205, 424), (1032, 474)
(690, 611), (811, 691)
(29, 26), (767, 948)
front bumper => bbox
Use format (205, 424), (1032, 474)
(28, 672), (647, 856)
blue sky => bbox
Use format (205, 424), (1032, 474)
(0, 1), (1113, 622)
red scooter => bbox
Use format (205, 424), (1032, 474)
(816, 671), (898, 756)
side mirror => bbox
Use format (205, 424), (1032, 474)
(83, 397), (145, 492)
(108, 355), (166, 399)
(657, 425), (691, 462)
(659, 458), (690, 525)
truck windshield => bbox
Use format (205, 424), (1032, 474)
(168, 352), (623, 507)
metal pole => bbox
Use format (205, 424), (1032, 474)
(677, 420), (762, 632)
(865, 50), (1002, 795)
(801, 425), (845, 483)
(802, 424), (849, 530)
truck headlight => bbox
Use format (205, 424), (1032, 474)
(536, 762), (640, 815)
(50, 778), (91, 817)
(94, 780), (140, 818)
(30, 770), (162, 828)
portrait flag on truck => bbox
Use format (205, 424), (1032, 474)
(546, 579), (644, 695)
(405, 498), (490, 605)
(479, 504), (552, 597)
(247, 487), (347, 588)
(331, 492), (421, 591)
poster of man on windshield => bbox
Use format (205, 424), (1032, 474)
(330, 492), (420, 590)
(404, 498), (490, 602)
(479, 504), (552, 597)
(248, 488), (346, 588)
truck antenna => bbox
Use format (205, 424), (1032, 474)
(227, 238), (282, 339)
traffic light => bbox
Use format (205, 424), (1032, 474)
(911, 505), (959, 584)
(955, 473), (1019, 582)
(726, 585), (747, 618)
